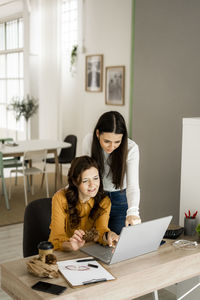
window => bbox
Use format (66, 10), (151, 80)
(0, 17), (24, 131)
(61, 0), (78, 67)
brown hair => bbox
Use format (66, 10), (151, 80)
(65, 155), (106, 228)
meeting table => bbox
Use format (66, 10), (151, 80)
(0, 139), (71, 191)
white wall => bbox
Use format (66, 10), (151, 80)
(61, 0), (132, 155)
(28, 0), (132, 152)
(38, 0), (60, 140)
(27, 0), (61, 140)
(28, 0), (40, 139)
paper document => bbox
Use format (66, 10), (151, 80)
(57, 257), (115, 287)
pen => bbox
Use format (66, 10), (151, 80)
(88, 263), (98, 268)
(76, 258), (95, 262)
(83, 278), (107, 285)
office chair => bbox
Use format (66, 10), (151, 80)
(46, 134), (77, 183)
(0, 151), (22, 210)
(23, 197), (52, 257)
(9, 149), (49, 206)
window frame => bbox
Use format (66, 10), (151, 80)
(0, 14), (24, 131)
(61, 0), (79, 62)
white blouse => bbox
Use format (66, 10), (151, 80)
(82, 133), (140, 217)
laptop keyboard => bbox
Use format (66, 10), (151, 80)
(82, 244), (113, 263)
(98, 247), (113, 261)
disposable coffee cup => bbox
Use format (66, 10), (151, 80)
(37, 241), (54, 262)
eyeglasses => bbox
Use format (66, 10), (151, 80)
(65, 265), (90, 271)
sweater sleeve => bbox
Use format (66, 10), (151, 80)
(94, 196), (111, 245)
(48, 190), (69, 251)
(126, 142), (140, 217)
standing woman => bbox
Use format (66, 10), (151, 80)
(82, 111), (141, 235)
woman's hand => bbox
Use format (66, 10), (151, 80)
(107, 231), (119, 248)
(125, 215), (141, 227)
(69, 229), (85, 251)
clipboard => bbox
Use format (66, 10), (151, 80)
(57, 257), (115, 287)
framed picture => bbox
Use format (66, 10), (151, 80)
(85, 55), (103, 92)
(105, 66), (125, 105)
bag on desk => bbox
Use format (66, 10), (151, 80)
(27, 254), (59, 279)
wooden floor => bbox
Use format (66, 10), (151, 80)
(0, 224), (176, 300)
(0, 223), (23, 300)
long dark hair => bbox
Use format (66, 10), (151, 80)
(65, 155), (106, 228)
(91, 111), (128, 189)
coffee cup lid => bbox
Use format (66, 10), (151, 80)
(37, 241), (53, 250)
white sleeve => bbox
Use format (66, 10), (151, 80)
(82, 133), (92, 156)
(126, 143), (140, 217)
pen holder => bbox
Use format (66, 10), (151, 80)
(184, 218), (197, 236)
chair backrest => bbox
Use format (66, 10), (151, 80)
(23, 149), (47, 169)
(23, 149), (47, 162)
(23, 198), (52, 257)
(59, 135), (77, 163)
(0, 150), (22, 169)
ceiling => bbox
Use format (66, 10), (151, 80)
(0, 0), (20, 6)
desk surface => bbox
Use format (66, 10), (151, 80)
(0, 139), (71, 157)
(1, 240), (200, 300)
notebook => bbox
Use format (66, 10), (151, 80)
(81, 215), (172, 265)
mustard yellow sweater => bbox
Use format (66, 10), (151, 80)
(48, 189), (111, 251)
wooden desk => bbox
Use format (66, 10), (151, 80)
(1, 240), (200, 300)
(0, 139), (71, 191)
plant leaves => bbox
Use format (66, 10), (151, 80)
(7, 95), (39, 121)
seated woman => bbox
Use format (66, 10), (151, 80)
(49, 155), (118, 251)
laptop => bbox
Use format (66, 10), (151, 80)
(81, 215), (172, 265)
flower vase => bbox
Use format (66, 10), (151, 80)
(25, 120), (29, 140)
(15, 130), (18, 141)
(15, 120), (19, 141)
(184, 217), (197, 236)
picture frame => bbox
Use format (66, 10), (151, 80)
(85, 54), (103, 92)
(105, 66), (125, 106)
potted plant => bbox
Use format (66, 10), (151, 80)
(8, 94), (39, 140)
(196, 223), (200, 239)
